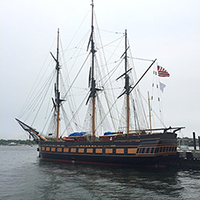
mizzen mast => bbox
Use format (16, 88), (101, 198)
(117, 30), (131, 135)
(124, 30), (130, 136)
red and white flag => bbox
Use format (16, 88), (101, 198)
(157, 66), (170, 77)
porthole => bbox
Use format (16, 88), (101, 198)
(163, 147), (166, 152)
(146, 148), (150, 153)
(151, 148), (154, 153)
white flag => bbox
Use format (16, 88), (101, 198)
(159, 82), (166, 92)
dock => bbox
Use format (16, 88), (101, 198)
(177, 150), (200, 169)
(175, 132), (200, 169)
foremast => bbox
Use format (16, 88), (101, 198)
(50, 29), (62, 141)
(16, 30), (62, 142)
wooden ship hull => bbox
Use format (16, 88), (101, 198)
(38, 131), (178, 168)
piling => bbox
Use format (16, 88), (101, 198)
(193, 132), (196, 150)
(198, 136), (200, 150)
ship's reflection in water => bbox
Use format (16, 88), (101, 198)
(38, 160), (200, 199)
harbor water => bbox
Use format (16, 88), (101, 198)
(0, 145), (200, 200)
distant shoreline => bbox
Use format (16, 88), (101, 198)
(0, 139), (37, 146)
(0, 138), (199, 147)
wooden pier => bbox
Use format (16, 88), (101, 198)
(176, 132), (200, 169)
(177, 150), (200, 169)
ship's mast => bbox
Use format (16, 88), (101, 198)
(86, 0), (100, 141)
(124, 30), (130, 136)
(117, 30), (131, 135)
(90, 0), (96, 141)
(56, 29), (60, 141)
(50, 29), (61, 141)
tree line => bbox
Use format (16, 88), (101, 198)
(0, 139), (37, 145)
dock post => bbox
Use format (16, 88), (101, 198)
(198, 136), (200, 150)
(193, 132), (196, 150)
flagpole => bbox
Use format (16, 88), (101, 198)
(148, 91), (152, 134)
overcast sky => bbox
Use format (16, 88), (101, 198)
(1, 0), (200, 139)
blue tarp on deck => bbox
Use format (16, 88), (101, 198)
(69, 132), (86, 137)
(104, 132), (115, 136)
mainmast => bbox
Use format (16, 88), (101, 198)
(87, 0), (97, 141)
(56, 29), (60, 141)
(124, 30), (130, 136)
(50, 29), (61, 141)
(91, 0), (95, 141)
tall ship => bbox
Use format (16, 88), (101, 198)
(16, 0), (184, 168)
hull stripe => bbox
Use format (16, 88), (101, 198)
(41, 157), (166, 168)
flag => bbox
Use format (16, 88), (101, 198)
(157, 65), (170, 77)
(159, 82), (166, 92)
